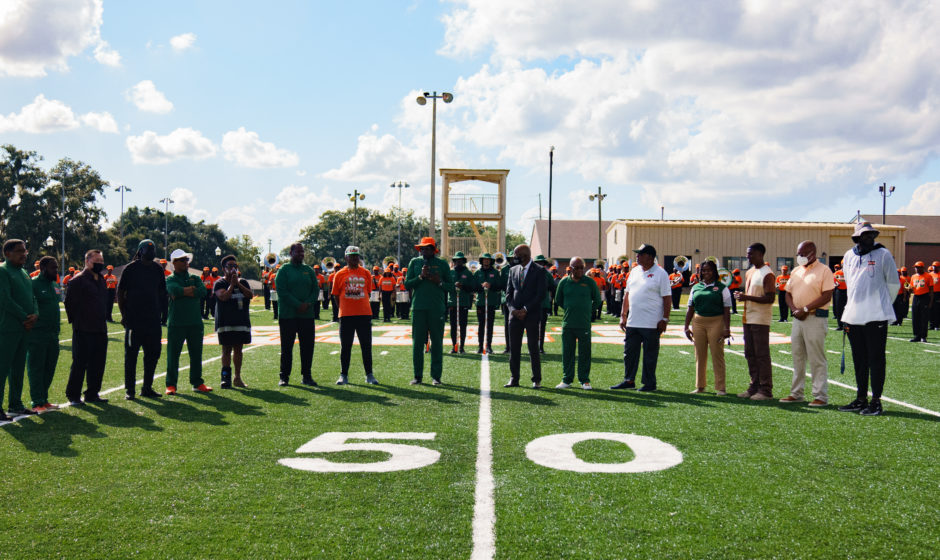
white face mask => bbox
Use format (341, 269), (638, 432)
(796, 255), (810, 267)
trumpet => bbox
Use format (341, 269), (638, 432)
(674, 255), (690, 272)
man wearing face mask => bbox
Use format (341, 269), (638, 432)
(26, 256), (62, 412)
(780, 241), (833, 407)
(838, 222), (899, 416)
(64, 249), (111, 405)
(405, 237), (453, 385)
(117, 239), (168, 400)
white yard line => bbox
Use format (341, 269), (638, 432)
(726, 349), (940, 417)
(778, 350), (791, 355)
(888, 336), (939, 346)
(678, 350), (690, 355)
(924, 349), (940, 354)
(827, 350), (841, 355)
(60, 329), (125, 344)
(471, 354), (495, 560)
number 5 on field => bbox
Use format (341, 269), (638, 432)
(278, 432), (441, 473)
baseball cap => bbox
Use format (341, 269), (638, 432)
(633, 244), (656, 257)
(345, 245), (361, 256)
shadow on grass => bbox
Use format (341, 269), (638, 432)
(239, 387), (309, 407)
(436, 383), (558, 406)
(1, 411), (106, 457)
(176, 392), (265, 417)
(80, 401), (163, 431)
(362, 383), (459, 405)
(134, 397), (229, 426)
(294, 384), (396, 407)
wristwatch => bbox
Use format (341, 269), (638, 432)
(802, 306), (808, 313)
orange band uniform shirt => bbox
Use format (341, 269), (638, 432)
(833, 269), (847, 290)
(776, 274), (789, 291)
(911, 273), (933, 296)
(380, 275), (397, 292)
(669, 272), (683, 288)
(330, 266), (373, 317)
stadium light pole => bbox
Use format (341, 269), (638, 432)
(878, 182), (895, 225)
(416, 91), (453, 238)
(159, 197), (174, 259)
(548, 146), (554, 260)
(348, 189), (365, 245)
(390, 181), (410, 264)
(114, 184), (132, 241)
(588, 186), (607, 263)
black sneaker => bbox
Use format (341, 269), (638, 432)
(140, 387), (162, 399)
(301, 377), (318, 387)
(638, 385), (657, 392)
(220, 369), (232, 389)
(838, 398), (868, 412)
(610, 380), (637, 390)
(125, 392), (135, 401)
(909, 337), (922, 342)
(278, 374), (289, 387)
(7, 407), (36, 415)
(0, 411), (8, 421)
(859, 400), (883, 416)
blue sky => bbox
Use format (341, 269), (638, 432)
(2, 0), (939, 254)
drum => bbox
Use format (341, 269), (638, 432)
(369, 291), (380, 303)
(317, 290), (323, 302)
(396, 291), (411, 303)
(270, 290), (278, 302)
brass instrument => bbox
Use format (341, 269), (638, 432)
(263, 252), (279, 268)
(321, 256), (336, 272)
(705, 256), (719, 266)
(468, 260), (481, 273)
(673, 255), (690, 272)
(493, 251), (507, 269)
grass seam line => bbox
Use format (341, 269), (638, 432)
(471, 354), (495, 560)
(726, 349), (940, 417)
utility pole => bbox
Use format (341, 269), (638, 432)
(588, 187), (607, 262)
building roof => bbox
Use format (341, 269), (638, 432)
(605, 218), (907, 234)
(860, 214), (940, 244)
(530, 220), (613, 259)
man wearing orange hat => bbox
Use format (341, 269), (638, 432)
(728, 268), (743, 314)
(909, 261), (933, 342)
(29, 260), (41, 279)
(775, 265), (790, 322)
(104, 264), (118, 322)
(892, 267), (910, 326)
(405, 237), (453, 385)
(930, 261), (940, 330)
(832, 263), (847, 330)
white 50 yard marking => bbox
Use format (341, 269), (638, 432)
(278, 432), (440, 473)
(525, 432), (683, 473)
(471, 354), (495, 560)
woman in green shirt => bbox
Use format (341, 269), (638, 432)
(683, 260), (732, 395)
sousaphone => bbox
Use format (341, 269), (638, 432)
(263, 252), (279, 268)
(321, 256), (336, 272)
(493, 251), (507, 269)
(673, 255), (690, 272)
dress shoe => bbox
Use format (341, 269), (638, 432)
(500, 348), (510, 354)
(838, 398), (867, 412)
(0, 411), (8, 421)
(808, 399), (828, 407)
(638, 385), (656, 392)
(410, 378), (422, 385)
(610, 380), (636, 390)
(450, 347), (458, 354)
(486, 346), (494, 354)
(193, 384), (213, 393)
(140, 387), (162, 398)
(504, 380), (520, 388)
(477, 346), (484, 354)
(125, 392), (136, 401)
(459, 346), (466, 354)
(532, 382), (541, 389)
(749, 393), (772, 401)
(779, 395), (804, 403)
(84, 396), (109, 403)
(301, 377), (318, 387)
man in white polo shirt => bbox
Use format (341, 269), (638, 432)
(611, 244), (672, 392)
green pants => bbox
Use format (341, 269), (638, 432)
(26, 330), (59, 408)
(0, 329), (27, 410)
(561, 327), (592, 384)
(166, 324), (204, 388)
(412, 308), (445, 381)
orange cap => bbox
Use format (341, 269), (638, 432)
(914, 261), (925, 267)
(413, 237), (438, 252)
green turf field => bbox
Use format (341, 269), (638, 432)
(1, 297), (938, 559)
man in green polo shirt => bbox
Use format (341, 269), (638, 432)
(165, 249), (211, 394)
(0, 239), (38, 420)
(275, 243), (320, 386)
(554, 256), (601, 389)
(405, 237), (453, 385)
(27, 256), (62, 412)
(447, 251), (476, 354)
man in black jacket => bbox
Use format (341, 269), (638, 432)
(64, 249), (110, 405)
(504, 244), (547, 388)
(117, 239), (168, 400)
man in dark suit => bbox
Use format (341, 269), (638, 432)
(504, 244), (547, 388)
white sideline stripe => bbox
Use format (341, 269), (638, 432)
(778, 350), (791, 354)
(471, 354), (495, 560)
(60, 329), (124, 344)
(726, 349), (940, 417)
(0, 345), (265, 425)
(888, 336), (939, 346)
(678, 350), (690, 355)
(380, 351), (389, 356)
(925, 349), (940, 354)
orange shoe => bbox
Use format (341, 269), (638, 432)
(193, 384), (213, 393)
(31, 405), (49, 414)
(165, 386), (177, 395)
(44, 403), (60, 410)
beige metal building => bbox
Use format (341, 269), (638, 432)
(606, 220), (906, 273)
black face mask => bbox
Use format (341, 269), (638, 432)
(92, 262), (105, 275)
(44, 271), (57, 282)
(140, 246), (156, 261)
(510, 257), (521, 266)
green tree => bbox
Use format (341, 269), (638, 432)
(227, 234), (262, 280)
(110, 206), (235, 269)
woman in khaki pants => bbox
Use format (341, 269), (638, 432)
(683, 261), (732, 394)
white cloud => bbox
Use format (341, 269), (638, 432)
(323, 130), (422, 181)
(125, 128), (218, 164)
(128, 80), (174, 113)
(0, 0), (119, 76)
(0, 94), (117, 134)
(428, 0), (940, 219)
(169, 187), (199, 214)
(221, 127), (299, 168)
(93, 40), (121, 66)
(169, 32), (197, 52)
(79, 111), (118, 133)
(895, 182), (940, 215)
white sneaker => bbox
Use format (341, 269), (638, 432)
(532, 382), (541, 389)
(555, 382), (571, 389)
(336, 375), (348, 385)
(581, 383), (593, 390)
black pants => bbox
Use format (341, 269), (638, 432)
(107, 288), (116, 320)
(371, 301), (380, 319)
(272, 300), (279, 320)
(671, 287), (682, 310)
(477, 306), (497, 349)
(279, 317), (315, 379)
(449, 306), (469, 348)
(892, 294), (906, 325)
(931, 295), (940, 329)
(911, 295), (930, 339)
(160, 299), (168, 325)
(847, 321), (888, 400)
(66, 330), (108, 401)
(778, 291), (789, 321)
(502, 303), (511, 352)
(622, 327), (660, 388)
(508, 311), (541, 382)
(382, 291), (394, 321)
(124, 328), (162, 394)
(833, 289), (847, 327)
(538, 308), (549, 350)
(263, 285), (271, 309)
(322, 290), (330, 309)
(339, 315), (372, 376)
(331, 296), (340, 322)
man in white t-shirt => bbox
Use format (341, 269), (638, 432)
(611, 244), (672, 392)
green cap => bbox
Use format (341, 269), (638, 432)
(138, 239), (155, 252)
(452, 251), (466, 260)
(534, 254), (549, 264)
(479, 252), (493, 261)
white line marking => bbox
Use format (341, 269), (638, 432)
(60, 329), (124, 344)
(888, 336), (939, 346)
(330, 350), (339, 355)
(925, 349), (940, 354)
(471, 354), (495, 560)
(678, 350), (690, 355)
(727, 349), (940, 417)
(827, 350), (841, 355)
(380, 351), (389, 356)
(778, 350), (791, 354)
